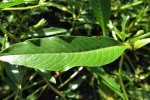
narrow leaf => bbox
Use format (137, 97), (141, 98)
(91, 68), (124, 99)
(0, 36), (126, 71)
(0, 0), (37, 9)
(5, 63), (22, 89)
(28, 27), (67, 37)
(0, 0), (25, 9)
(0, 35), (3, 44)
(90, 0), (111, 36)
(134, 38), (150, 49)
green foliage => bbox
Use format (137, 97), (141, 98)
(90, 0), (111, 36)
(0, 0), (25, 9)
(0, 0), (36, 9)
(91, 68), (124, 99)
(134, 38), (150, 49)
(0, 36), (126, 71)
(0, 0), (150, 100)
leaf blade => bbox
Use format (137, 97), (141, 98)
(0, 36), (126, 71)
(90, 0), (111, 36)
(28, 27), (67, 37)
(0, 0), (25, 9)
(134, 38), (150, 49)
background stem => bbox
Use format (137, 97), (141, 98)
(118, 54), (129, 100)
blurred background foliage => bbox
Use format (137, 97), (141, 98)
(0, 0), (150, 100)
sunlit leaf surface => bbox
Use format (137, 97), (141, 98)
(0, 36), (126, 71)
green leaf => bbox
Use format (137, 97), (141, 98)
(0, 35), (3, 44)
(91, 68), (124, 99)
(0, 0), (25, 9)
(128, 32), (150, 44)
(134, 38), (150, 49)
(0, 0), (37, 9)
(0, 36), (126, 71)
(121, 15), (130, 40)
(28, 27), (67, 37)
(2, 36), (10, 50)
(90, 0), (111, 36)
(5, 63), (22, 89)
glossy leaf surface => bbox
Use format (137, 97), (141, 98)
(0, 0), (25, 9)
(90, 0), (111, 35)
(0, 36), (126, 71)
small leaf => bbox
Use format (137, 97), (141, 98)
(28, 27), (67, 37)
(0, 0), (25, 9)
(0, 35), (3, 44)
(134, 30), (144, 37)
(5, 63), (22, 89)
(2, 36), (10, 50)
(0, 36), (126, 71)
(121, 15), (130, 40)
(134, 38), (150, 49)
(0, 0), (37, 9)
(32, 18), (47, 30)
(90, 0), (111, 36)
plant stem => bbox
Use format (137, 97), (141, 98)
(3, 91), (17, 100)
(43, 77), (66, 100)
(58, 67), (83, 89)
(102, 26), (107, 36)
(14, 89), (22, 100)
(0, 25), (20, 42)
(38, 85), (48, 99)
(128, 5), (145, 32)
(124, 53), (135, 71)
(70, 2), (83, 33)
(118, 54), (129, 100)
(3, 4), (42, 10)
(128, 32), (150, 44)
(2, 2), (73, 15)
(111, 1), (143, 11)
(23, 80), (44, 90)
(121, 1), (143, 10)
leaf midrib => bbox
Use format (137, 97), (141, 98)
(1, 45), (126, 56)
(97, 0), (105, 27)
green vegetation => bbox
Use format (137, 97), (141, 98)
(0, 0), (150, 100)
